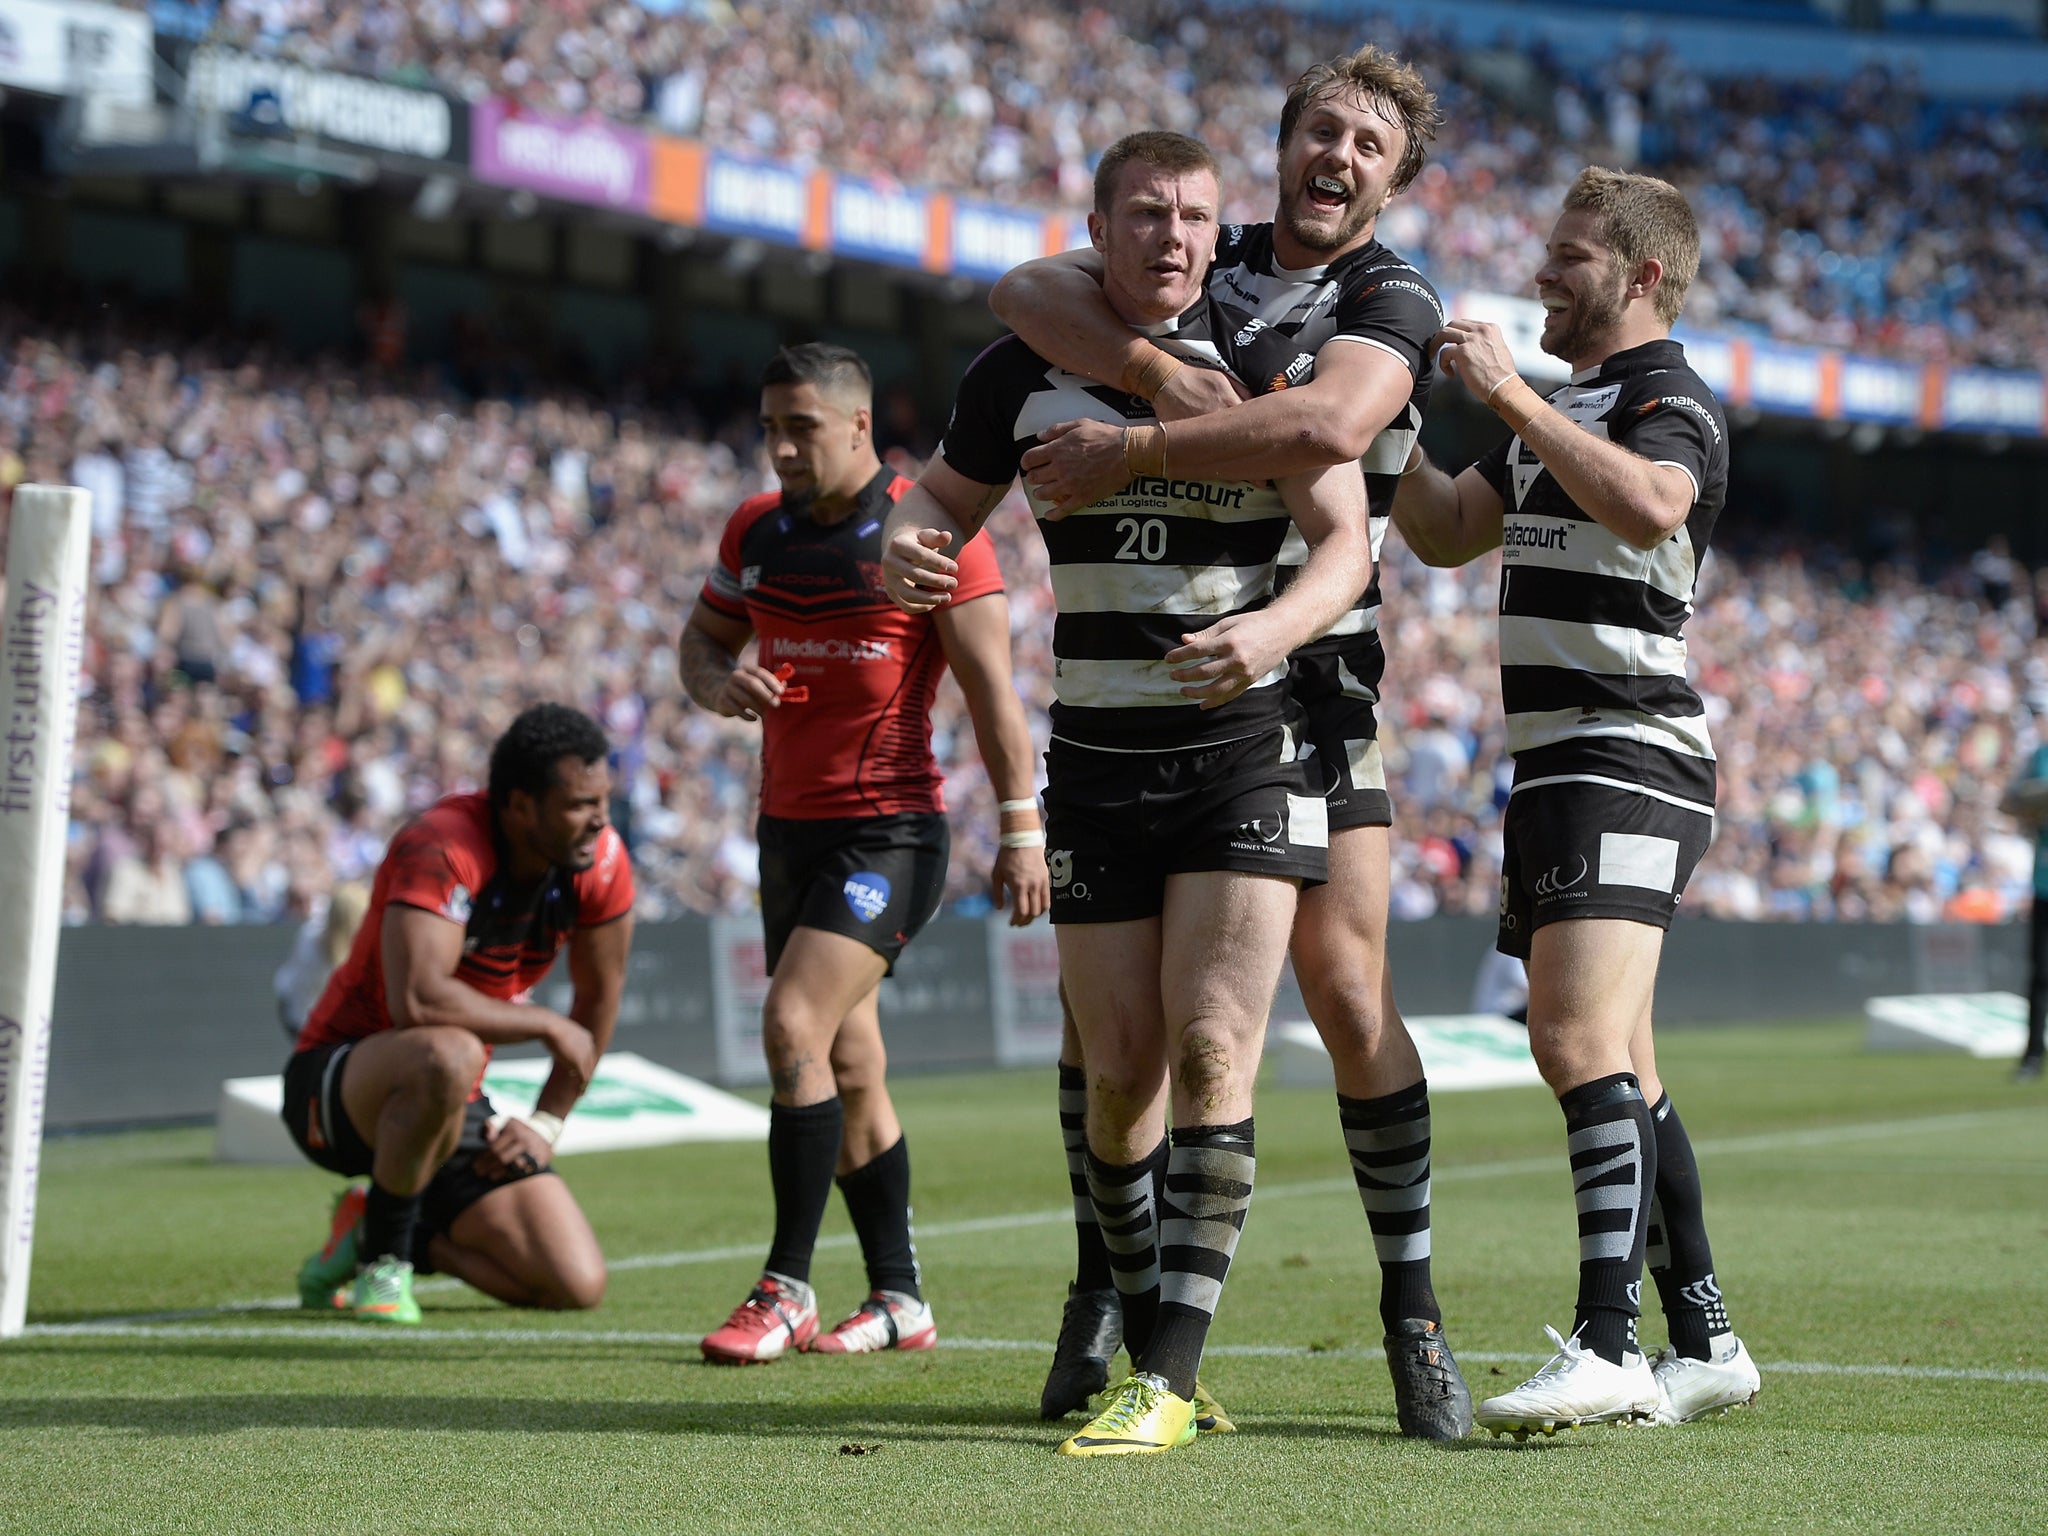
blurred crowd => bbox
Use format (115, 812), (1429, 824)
(4, 300), (2045, 934)
(203, 0), (2048, 371)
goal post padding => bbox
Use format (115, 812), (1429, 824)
(0, 485), (92, 1337)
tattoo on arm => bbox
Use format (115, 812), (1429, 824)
(680, 625), (738, 711)
(961, 482), (1011, 536)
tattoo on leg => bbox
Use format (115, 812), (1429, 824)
(771, 1053), (814, 1100)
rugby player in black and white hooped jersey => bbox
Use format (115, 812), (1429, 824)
(883, 131), (1372, 1456)
(1393, 167), (1760, 1435)
(990, 47), (1474, 1440)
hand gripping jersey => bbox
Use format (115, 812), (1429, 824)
(701, 467), (1005, 818)
(1473, 338), (1730, 811)
(940, 330), (1294, 753)
(296, 792), (634, 1080)
(1199, 225), (1443, 685)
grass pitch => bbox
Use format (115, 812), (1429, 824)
(4, 1018), (2045, 1534)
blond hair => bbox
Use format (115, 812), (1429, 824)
(1277, 45), (1441, 194)
(322, 882), (371, 969)
(1563, 166), (1701, 326)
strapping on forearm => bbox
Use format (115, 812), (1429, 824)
(1123, 423), (1168, 478)
(1489, 376), (1546, 435)
(1120, 343), (1184, 401)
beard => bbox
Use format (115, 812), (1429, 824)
(1541, 274), (1628, 362)
(1279, 179), (1378, 255)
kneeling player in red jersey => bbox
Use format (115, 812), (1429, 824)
(283, 704), (634, 1322)
(682, 342), (1048, 1363)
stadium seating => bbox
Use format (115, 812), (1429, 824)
(199, 0), (2048, 372)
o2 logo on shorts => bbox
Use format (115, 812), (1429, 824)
(843, 873), (892, 923)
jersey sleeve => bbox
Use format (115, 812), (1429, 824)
(1472, 433), (1516, 503)
(938, 340), (1031, 488)
(382, 816), (488, 924)
(701, 501), (759, 619)
(1327, 268), (1446, 375)
(1612, 376), (1727, 506)
(574, 826), (635, 925)
(947, 529), (1007, 605)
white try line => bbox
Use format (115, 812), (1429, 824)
(28, 1105), (2037, 1332)
(16, 1319), (2048, 1389)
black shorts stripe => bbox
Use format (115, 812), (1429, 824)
(1502, 665), (1707, 718)
(1040, 514), (1290, 570)
(1054, 608), (1267, 662)
(1503, 567), (1691, 634)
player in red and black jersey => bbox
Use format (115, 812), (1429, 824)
(681, 343), (1048, 1363)
(283, 705), (634, 1323)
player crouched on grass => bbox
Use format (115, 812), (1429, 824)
(1393, 168), (1759, 1434)
(283, 704), (633, 1323)
(681, 343), (1049, 1364)
(884, 132), (1372, 1454)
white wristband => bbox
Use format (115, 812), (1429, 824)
(524, 1110), (565, 1147)
(998, 798), (1040, 816)
(999, 829), (1047, 849)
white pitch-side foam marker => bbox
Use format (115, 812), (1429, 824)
(0, 486), (92, 1338)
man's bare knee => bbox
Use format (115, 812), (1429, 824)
(410, 1029), (486, 1112)
(1175, 1014), (1248, 1115)
(538, 1256), (607, 1311)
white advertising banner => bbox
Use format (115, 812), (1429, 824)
(0, 0), (152, 107)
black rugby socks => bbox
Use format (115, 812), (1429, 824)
(1338, 1082), (1442, 1331)
(361, 1181), (421, 1268)
(764, 1096), (844, 1287)
(1647, 1092), (1734, 1361)
(838, 1135), (922, 1300)
(1146, 1119), (1257, 1400)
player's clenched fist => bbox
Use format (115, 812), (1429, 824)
(1431, 318), (1521, 405)
(883, 526), (960, 613)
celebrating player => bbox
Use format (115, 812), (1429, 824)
(284, 704), (632, 1323)
(1392, 167), (1761, 1433)
(681, 343), (1048, 1364)
(990, 47), (1474, 1437)
(884, 130), (1372, 1455)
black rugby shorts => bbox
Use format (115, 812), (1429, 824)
(1042, 727), (1328, 925)
(1289, 640), (1391, 832)
(756, 811), (950, 974)
(1496, 779), (1713, 959)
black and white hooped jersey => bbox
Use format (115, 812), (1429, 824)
(1199, 224), (1443, 671)
(1473, 338), (1729, 811)
(939, 330), (1294, 753)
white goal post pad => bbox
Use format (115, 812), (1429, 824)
(215, 1050), (770, 1164)
(1863, 992), (2028, 1058)
(1271, 1014), (1544, 1092)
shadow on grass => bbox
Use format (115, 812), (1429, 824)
(0, 1394), (1063, 1441)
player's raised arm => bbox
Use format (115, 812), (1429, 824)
(1435, 317), (1695, 550)
(1167, 459), (1373, 709)
(881, 456), (1014, 614)
(1390, 442), (1505, 568)
(932, 589), (1050, 925)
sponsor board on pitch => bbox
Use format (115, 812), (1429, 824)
(1863, 992), (2028, 1058)
(214, 1051), (769, 1164)
(1271, 1015), (1544, 1092)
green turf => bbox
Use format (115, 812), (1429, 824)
(5, 1019), (2046, 1534)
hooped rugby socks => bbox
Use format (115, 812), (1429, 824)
(1146, 1118), (1256, 1401)
(1559, 1073), (1656, 1366)
(1059, 1063), (1115, 1293)
(1086, 1139), (1168, 1364)
(837, 1134), (922, 1300)
(1646, 1093), (1734, 1360)
(764, 1096), (844, 1286)
(361, 1182), (420, 1269)
(1338, 1082), (1442, 1331)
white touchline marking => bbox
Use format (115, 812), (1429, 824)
(16, 1321), (2048, 1389)
(34, 1106), (2037, 1329)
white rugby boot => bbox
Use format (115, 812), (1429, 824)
(1649, 1336), (1762, 1424)
(1475, 1324), (1662, 1439)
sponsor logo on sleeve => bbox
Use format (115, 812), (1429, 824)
(444, 884), (473, 923)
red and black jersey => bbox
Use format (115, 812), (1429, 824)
(700, 467), (1005, 819)
(296, 793), (634, 1085)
